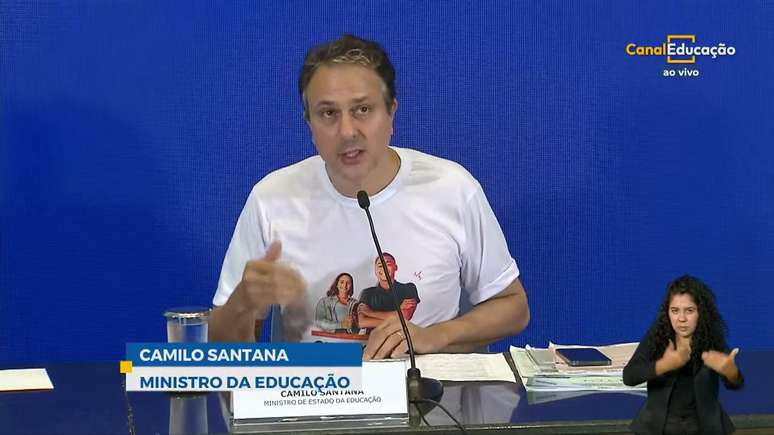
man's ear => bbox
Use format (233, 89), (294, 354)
(390, 99), (398, 117)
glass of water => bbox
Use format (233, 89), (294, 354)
(164, 306), (211, 343)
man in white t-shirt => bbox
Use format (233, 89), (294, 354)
(209, 34), (530, 359)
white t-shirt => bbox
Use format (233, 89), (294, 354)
(213, 147), (519, 342)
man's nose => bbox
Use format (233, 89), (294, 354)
(338, 112), (357, 140)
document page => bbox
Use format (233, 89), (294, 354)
(0, 368), (54, 392)
(415, 353), (515, 382)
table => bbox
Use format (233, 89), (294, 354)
(2, 352), (773, 434)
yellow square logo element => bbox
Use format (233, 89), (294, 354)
(119, 360), (133, 374)
(667, 35), (696, 64)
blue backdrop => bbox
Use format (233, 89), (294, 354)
(2, 1), (772, 362)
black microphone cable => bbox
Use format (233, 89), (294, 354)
(415, 398), (469, 435)
(356, 190), (417, 370)
(357, 190), (452, 430)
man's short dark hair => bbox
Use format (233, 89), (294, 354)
(299, 34), (396, 119)
(375, 252), (396, 265)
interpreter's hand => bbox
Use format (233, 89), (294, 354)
(237, 241), (307, 319)
(340, 317), (353, 329)
(662, 339), (692, 371)
(362, 316), (445, 360)
(702, 348), (740, 380)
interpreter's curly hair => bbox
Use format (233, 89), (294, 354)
(646, 275), (728, 365)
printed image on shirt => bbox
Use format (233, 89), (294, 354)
(310, 253), (420, 341)
(312, 272), (363, 340)
(357, 253), (420, 330)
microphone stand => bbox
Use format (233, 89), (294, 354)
(357, 191), (443, 427)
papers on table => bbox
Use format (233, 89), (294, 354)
(414, 353), (516, 382)
(0, 368), (54, 392)
(372, 342), (646, 405)
(510, 342), (645, 394)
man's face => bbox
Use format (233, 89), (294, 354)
(668, 293), (699, 339)
(304, 64), (397, 195)
(375, 256), (398, 282)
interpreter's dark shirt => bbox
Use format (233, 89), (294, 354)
(667, 362), (697, 418)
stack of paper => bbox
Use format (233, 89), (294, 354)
(510, 342), (646, 394)
(414, 353), (517, 383)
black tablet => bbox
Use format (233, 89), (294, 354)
(556, 348), (612, 367)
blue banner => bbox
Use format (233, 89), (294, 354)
(125, 343), (362, 367)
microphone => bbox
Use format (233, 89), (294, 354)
(356, 189), (370, 209)
(356, 190), (443, 426)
